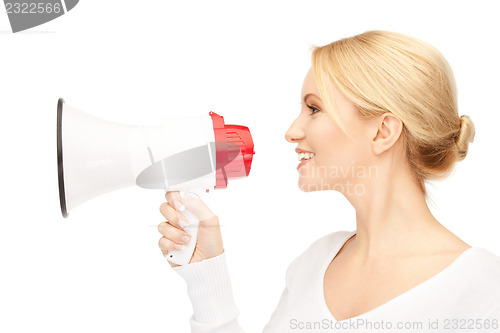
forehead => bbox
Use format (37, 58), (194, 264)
(301, 68), (320, 98)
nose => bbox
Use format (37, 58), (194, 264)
(285, 117), (305, 143)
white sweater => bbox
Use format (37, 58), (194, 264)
(173, 230), (500, 332)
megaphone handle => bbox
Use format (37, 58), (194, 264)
(165, 207), (199, 266)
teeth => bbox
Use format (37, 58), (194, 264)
(297, 152), (315, 161)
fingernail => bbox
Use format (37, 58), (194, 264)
(182, 235), (191, 244)
(174, 244), (184, 251)
(174, 200), (185, 211)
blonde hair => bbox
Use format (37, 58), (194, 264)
(312, 30), (475, 193)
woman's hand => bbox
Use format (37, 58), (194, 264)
(158, 191), (224, 267)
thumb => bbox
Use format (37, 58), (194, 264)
(176, 191), (218, 224)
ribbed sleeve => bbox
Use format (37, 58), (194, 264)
(172, 253), (244, 332)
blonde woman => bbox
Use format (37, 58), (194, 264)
(158, 31), (500, 332)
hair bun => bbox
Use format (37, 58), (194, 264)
(456, 115), (475, 160)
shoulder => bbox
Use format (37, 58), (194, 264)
(305, 229), (355, 255)
(467, 247), (500, 286)
(285, 230), (354, 282)
(455, 247), (500, 310)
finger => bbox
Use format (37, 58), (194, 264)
(181, 194), (217, 222)
(166, 191), (198, 214)
(166, 191), (218, 226)
(165, 191), (183, 210)
(158, 236), (190, 255)
(157, 222), (192, 246)
(159, 202), (188, 229)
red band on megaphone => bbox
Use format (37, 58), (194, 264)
(209, 112), (255, 189)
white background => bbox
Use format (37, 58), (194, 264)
(1, 1), (499, 332)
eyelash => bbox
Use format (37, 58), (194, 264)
(307, 105), (320, 115)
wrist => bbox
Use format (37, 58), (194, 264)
(190, 247), (224, 264)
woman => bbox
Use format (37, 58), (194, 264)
(157, 31), (500, 332)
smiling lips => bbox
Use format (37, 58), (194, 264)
(297, 152), (315, 161)
(295, 148), (315, 170)
(297, 151), (315, 170)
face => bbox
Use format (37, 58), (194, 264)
(285, 68), (374, 195)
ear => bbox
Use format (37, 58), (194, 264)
(371, 112), (403, 155)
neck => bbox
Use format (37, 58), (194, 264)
(344, 162), (445, 262)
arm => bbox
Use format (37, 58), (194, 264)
(158, 191), (244, 332)
(173, 253), (244, 333)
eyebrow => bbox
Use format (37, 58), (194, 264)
(302, 93), (321, 104)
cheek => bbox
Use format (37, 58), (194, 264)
(310, 122), (370, 176)
(311, 123), (348, 164)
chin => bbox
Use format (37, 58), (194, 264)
(298, 176), (345, 193)
(298, 179), (322, 192)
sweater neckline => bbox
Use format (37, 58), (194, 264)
(318, 230), (478, 323)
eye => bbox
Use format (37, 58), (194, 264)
(307, 105), (320, 115)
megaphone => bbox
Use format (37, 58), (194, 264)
(56, 98), (255, 265)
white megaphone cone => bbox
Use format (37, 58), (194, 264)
(57, 99), (137, 216)
(57, 98), (255, 265)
